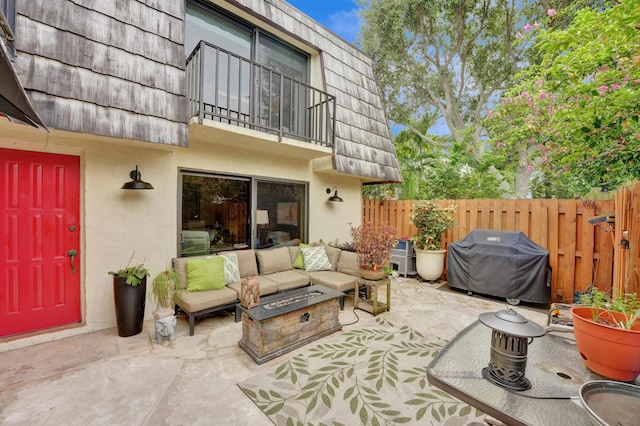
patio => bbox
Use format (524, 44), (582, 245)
(0, 278), (547, 425)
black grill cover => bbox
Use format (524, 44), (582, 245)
(447, 230), (551, 303)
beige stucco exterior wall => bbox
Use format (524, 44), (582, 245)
(0, 122), (362, 351)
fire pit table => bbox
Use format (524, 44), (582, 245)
(238, 285), (343, 364)
(427, 320), (610, 426)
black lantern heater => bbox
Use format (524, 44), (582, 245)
(479, 308), (545, 391)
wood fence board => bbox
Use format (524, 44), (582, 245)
(493, 201), (501, 230)
(561, 200), (577, 303)
(468, 199), (479, 232)
(529, 199), (542, 246)
(545, 199), (560, 301)
(629, 186), (640, 294)
(578, 202), (595, 292)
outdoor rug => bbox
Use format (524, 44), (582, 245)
(238, 316), (486, 425)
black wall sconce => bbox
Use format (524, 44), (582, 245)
(326, 186), (343, 202)
(121, 165), (154, 190)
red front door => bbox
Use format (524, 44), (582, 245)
(1, 149), (81, 337)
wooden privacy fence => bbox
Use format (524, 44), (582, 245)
(363, 196), (630, 303)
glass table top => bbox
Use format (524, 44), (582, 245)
(427, 320), (616, 426)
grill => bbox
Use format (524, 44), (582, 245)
(479, 309), (545, 391)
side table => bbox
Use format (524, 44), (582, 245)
(355, 277), (390, 316)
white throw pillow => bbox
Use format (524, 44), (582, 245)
(219, 252), (241, 285)
(301, 246), (332, 272)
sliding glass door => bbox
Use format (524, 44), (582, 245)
(179, 171), (307, 256)
(255, 180), (307, 248)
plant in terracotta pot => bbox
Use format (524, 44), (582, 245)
(350, 222), (397, 280)
(108, 254), (150, 337)
(409, 200), (456, 281)
(571, 287), (640, 381)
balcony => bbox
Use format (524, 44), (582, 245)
(186, 41), (336, 147)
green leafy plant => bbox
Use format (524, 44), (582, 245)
(409, 201), (456, 251)
(151, 268), (177, 308)
(349, 223), (397, 271)
(108, 253), (149, 287)
(579, 287), (640, 330)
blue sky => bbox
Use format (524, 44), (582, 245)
(285, 1), (449, 137)
(286, 0), (361, 43)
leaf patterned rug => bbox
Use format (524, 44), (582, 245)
(238, 316), (486, 425)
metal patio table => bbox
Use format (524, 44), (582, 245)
(427, 320), (608, 426)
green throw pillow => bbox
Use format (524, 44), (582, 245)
(186, 257), (226, 291)
(293, 243), (310, 269)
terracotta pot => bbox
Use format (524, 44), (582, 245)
(359, 268), (387, 281)
(570, 306), (640, 381)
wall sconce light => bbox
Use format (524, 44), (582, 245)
(121, 165), (154, 190)
(326, 187), (343, 202)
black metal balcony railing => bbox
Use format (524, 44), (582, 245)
(186, 41), (336, 147)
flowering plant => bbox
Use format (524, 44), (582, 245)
(349, 223), (397, 271)
(409, 201), (456, 250)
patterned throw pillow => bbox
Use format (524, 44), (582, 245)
(219, 252), (241, 285)
(301, 246), (332, 272)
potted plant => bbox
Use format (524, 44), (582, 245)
(108, 254), (149, 337)
(409, 200), (456, 281)
(570, 287), (640, 381)
(150, 267), (178, 343)
(350, 222), (397, 280)
(151, 268), (177, 312)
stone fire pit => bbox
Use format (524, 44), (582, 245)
(238, 285), (344, 364)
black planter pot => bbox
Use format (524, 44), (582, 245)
(113, 276), (146, 337)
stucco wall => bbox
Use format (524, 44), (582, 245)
(0, 123), (362, 350)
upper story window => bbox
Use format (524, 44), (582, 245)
(185, 1), (335, 146)
(185, 1), (308, 83)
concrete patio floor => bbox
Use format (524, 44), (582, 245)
(0, 277), (548, 425)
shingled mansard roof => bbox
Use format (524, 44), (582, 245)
(13, 0), (401, 183)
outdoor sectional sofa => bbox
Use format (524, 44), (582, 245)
(172, 243), (362, 335)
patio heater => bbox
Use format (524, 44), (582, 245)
(479, 308), (545, 391)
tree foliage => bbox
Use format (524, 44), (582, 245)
(358, 0), (612, 199)
(485, 0), (640, 196)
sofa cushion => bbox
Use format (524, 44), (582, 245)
(186, 257), (226, 292)
(324, 245), (342, 272)
(235, 249), (259, 277)
(172, 255), (216, 290)
(337, 251), (360, 276)
(304, 271), (359, 293)
(174, 287), (238, 313)
(301, 246), (332, 272)
(219, 252), (241, 285)
(292, 243), (310, 269)
(228, 275), (279, 299)
(262, 270), (310, 292)
(256, 247), (293, 275)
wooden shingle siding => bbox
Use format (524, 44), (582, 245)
(15, 0), (187, 146)
(234, 0), (401, 182)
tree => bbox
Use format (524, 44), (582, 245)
(358, 0), (609, 198)
(486, 0), (640, 196)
